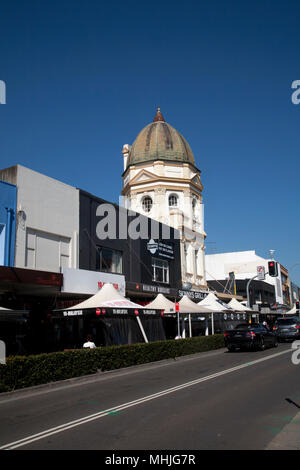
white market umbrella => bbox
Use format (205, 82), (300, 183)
(198, 292), (233, 312)
(198, 292), (234, 335)
(228, 298), (253, 312)
(179, 295), (210, 313)
(60, 283), (146, 310)
(178, 296), (210, 338)
(145, 293), (176, 314)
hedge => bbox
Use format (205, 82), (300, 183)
(0, 335), (225, 393)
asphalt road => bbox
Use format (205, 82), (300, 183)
(0, 343), (299, 451)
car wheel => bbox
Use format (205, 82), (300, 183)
(228, 346), (236, 352)
(259, 337), (265, 351)
(273, 339), (278, 348)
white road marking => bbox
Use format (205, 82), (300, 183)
(0, 348), (291, 450)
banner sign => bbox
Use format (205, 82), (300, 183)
(147, 239), (174, 260)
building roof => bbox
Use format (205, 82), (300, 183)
(126, 108), (196, 168)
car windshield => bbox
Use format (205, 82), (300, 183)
(276, 318), (298, 325)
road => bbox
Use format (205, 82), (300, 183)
(0, 343), (299, 451)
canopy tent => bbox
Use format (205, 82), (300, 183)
(0, 305), (29, 355)
(178, 295), (211, 313)
(58, 282), (145, 311)
(228, 298), (253, 312)
(197, 292), (253, 335)
(198, 292), (233, 312)
(172, 296), (210, 339)
(53, 283), (166, 347)
(145, 293), (176, 314)
(0, 305), (29, 321)
(0, 306), (12, 311)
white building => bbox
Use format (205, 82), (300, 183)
(0, 165), (80, 273)
(121, 108), (207, 290)
(205, 250), (284, 305)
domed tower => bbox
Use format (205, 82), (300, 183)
(122, 108), (207, 289)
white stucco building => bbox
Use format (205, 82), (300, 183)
(0, 165), (80, 273)
(121, 108), (207, 290)
(205, 250), (285, 305)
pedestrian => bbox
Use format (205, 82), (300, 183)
(83, 334), (96, 349)
(263, 321), (269, 330)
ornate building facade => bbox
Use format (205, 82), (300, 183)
(121, 108), (207, 290)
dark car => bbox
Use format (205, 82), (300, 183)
(224, 323), (278, 352)
(274, 317), (300, 342)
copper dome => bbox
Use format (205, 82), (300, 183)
(126, 108), (196, 168)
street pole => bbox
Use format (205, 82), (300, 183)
(288, 263), (300, 312)
(246, 274), (259, 309)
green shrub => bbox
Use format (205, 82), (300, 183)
(0, 335), (225, 392)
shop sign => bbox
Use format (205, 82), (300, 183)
(63, 310), (83, 317)
(147, 239), (174, 260)
(142, 284), (171, 294)
(143, 309), (157, 315)
(178, 290), (208, 300)
(62, 268), (125, 296)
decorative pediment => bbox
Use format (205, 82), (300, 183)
(191, 174), (202, 188)
(129, 169), (158, 186)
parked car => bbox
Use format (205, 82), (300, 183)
(224, 323), (278, 352)
(274, 317), (300, 342)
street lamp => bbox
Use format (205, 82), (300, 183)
(180, 282), (193, 337)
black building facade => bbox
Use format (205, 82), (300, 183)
(79, 190), (182, 302)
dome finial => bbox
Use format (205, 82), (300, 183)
(153, 107), (165, 122)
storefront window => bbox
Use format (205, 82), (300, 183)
(96, 247), (123, 274)
(152, 257), (169, 284)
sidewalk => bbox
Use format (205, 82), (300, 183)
(265, 409), (300, 450)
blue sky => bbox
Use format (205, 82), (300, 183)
(1, 0), (300, 285)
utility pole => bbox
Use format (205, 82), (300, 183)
(246, 274), (259, 309)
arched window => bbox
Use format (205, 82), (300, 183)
(168, 194), (178, 208)
(192, 197), (197, 216)
(142, 196), (153, 213)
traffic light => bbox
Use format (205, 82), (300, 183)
(268, 261), (278, 277)
(296, 301), (300, 311)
